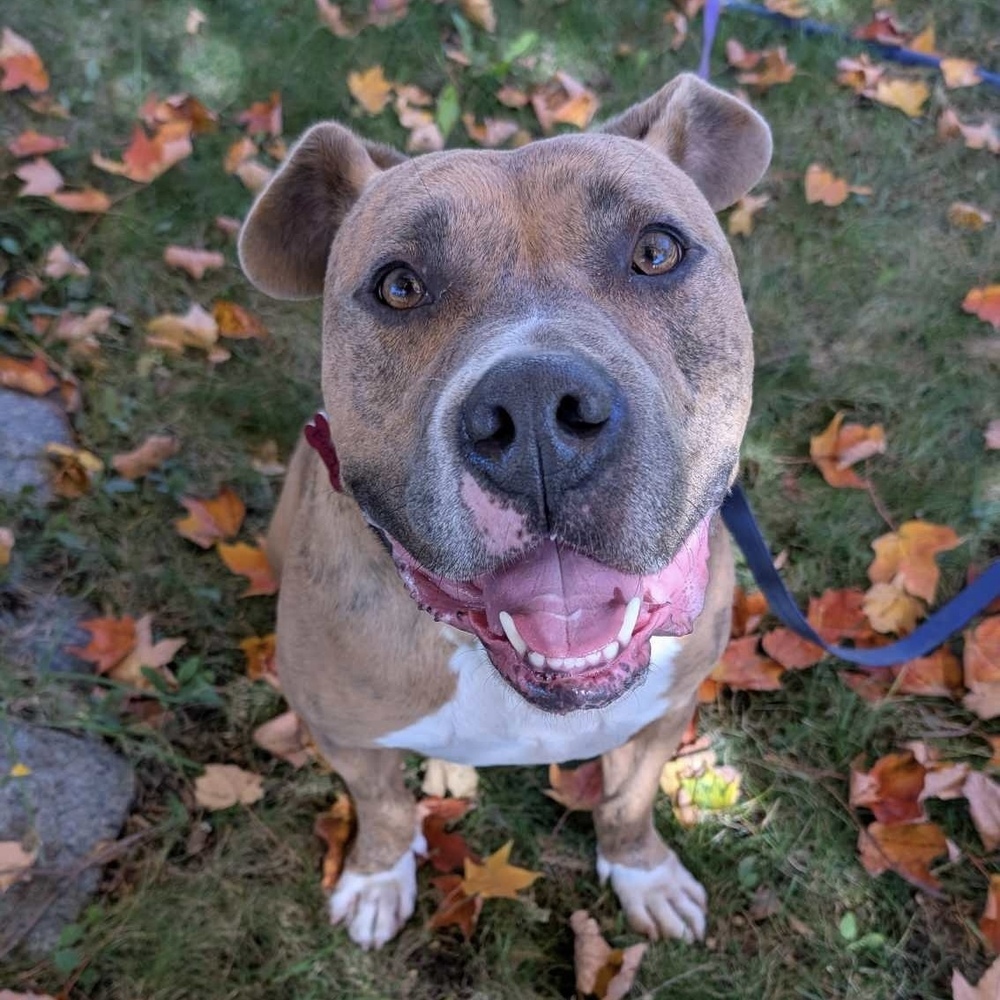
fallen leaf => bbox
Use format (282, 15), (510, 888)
(236, 92), (282, 136)
(174, 487), (245, 547)
(664, 10), (687, 51)
(48, 188), (112, 213)
(850, 751), (927, 823)
(496, 84), (529, 108)
(0, 354), (58, 396)
(315, 793), (356, 890)
(736, 47), (797, 90)
(7, 129), (66, 157)
(421, 760), (479, 799)
(809, 411), (886, 488)
(224, 136), (257, 174)
(194, 764), (264, 810)
(146, 303), (219, 354)
(836, 53), (885, 94)
(940, 58), (981, 89)
(241, 633), (279, 686)
(731, 586), (768, 637)
(709, 635), (784, 691)
(462, 113), (519, 148)
(217, 539), (279, 597)
(725, 39), (763, 71)
(16, 156), (63, 196)
(67, 615), (138, 672)
(419, 796), (476, 873)
(853, 11), (910, 46)
(92, 121), (193, 183)
(807, 587), (873, 644)
(0, 27), (49, 93)
(0, 527), (13, 567)
(803, 166), (872, 209)
(938, 108), (1000, 155)
(863, 582), (925, 634)
(250, 440), (286, 476)
(459, 0), (495, 32)
(112, 434), (180, 480)
(215, 215), (242, 237)
(406, 121), (445, 153)
(661, 749), (742, 827)
(0, 991), (57, 1000)
(728, 193), (771, 237)
(765, 0), (807, 16)
(315, 0), (361, 37)
(761, 628), (825, 669)
(45, 443), (103, 498)
(234, 158), (274, 194)
(2, 273), (43, 301)
(531, 71), (599, 132)
(545, 760), (603, 812)
(254, 710), (314, 768)
(874, 77), (929, 117)
(965, 684), (1000, 722)
(948, 203), (993, 231)
(979, 875), (1000, 953)
(140, 92), (217, 135)
(570, 909), (648, 1000)
(986, 421), (1000, 450)
(429, 873), (482, 938)
(163, 245), (226, 280)
(963, 286), (1000, 331)
(953, 955), (1000, 1000)
(894, 648), (963, 697)
(52, 305), (114, 354)
(43, 243), (90, 279)
(185, 7), (207, 33)
(212, 300), (268, 339)
(461, 841), (541, 899)
(348, 66), (393, 115)
(868, 521), (962, 604)
(908, 24), (936, 53)
(107, 613), (184, 689)
(965, 770), (1000, 851)
(0, 840), (38, 892)
(857, 821), (947, 893)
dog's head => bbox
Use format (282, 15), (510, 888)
(240, 73), (771, 713)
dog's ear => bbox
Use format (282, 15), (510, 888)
(239, 122), (405, 299)
(599, 73), (771, 211)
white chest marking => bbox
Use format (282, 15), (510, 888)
(376, 635), (681, 766)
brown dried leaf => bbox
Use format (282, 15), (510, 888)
(146, 303), (219, 354)
(531, 72), (599, 133)
(0, 354), (58, 396)
(107, 613), (185, 690)
(0, 840), (38, 892)
(212, 300), (268, 339)
(163, 245), (226, 280)
(710, 635), (784, 691)
(459, 0), (495, 32)
(965, 770), (1000, 851)
(0, 527), (13, 568)
(963, 286), (1000, 330)
(857, 821), (947, 893)
(940, 58), (981, 90)
(849, 751), (927, 824)
(112, 434), (179, 480)
(874, 78), (929, 117)
(948, 202), (993, 231)
(979, 875), (1000, 953)
(570, 909), (648, 1000)
(67, 616), (138, 672)
(953, 955), (1000, 1000)
(45, 443), (103, 498)
(236, 92), (282, 136)
(194, 764), (264, 810)
(545, 760), (603, 812)
(43, 243), (89, 279)
(315, 794), (356, 890)
(253, 710), (314, 768)
(761, 628), (825, 669)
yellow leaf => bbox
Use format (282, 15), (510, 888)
(947, 202), (993, 231)
(9, 762), (30, 777)
(217, 539), (279, 597)
(939, 58), (981, 90)
(873, 78), (929, 117)
(867, 521), (962, 603)
(728, 193), (771, 237)
(459, 0), (495, 31)
(44, 443), (103, 498)
(347, 66), (393, 115)
(106, 613), (185, 690)
(461, 841), (541, 899)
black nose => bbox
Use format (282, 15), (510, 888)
(459, 353), (627, 506)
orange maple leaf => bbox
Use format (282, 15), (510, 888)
(809, 412), (886, 488)
(530, 72), (600, 132)
(112, 434), (179, 480)
(428, 873), (483, 939)
(979, 874), (1000, 954)
(217, 540), (278, 597)
(803, 166), (873, 209)
(419, 796), (477, 874)
(736, 47), (797, 90)
(212, 301), (268, 340)
(893, 648), (963, 698)
(241, 633), (279, 686)
(807, 587), (872, 644)
(963, 286), (1000, 330)
(868, 521), (962, 604)
(0, 354), (58, 396)
(237, 92), (283, 135)
(761, 628), (825, 669)
(174, 487), (246, 548)
(92, 121), (193, 184)
(163, 245), (226, 280)
(0, 28), (49, 93)
(68, 616), (138, 672)
(544, 760), (604, 812)
(314, 793), (356, 890)
(850, 751), (927, 824)
(7, 129), (66, 157)
(731, 586), (768, 637)
(48, 188), (111, 213)
(857, 820), (947, 893)
(461, 841), (541, 899)
(709, 635), (784, 691)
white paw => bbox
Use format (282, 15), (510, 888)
(597, 849), (707, 943)
(328, 833), (427, 950)
(421, 758), (479, 799)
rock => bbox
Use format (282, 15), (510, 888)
(0, 720), (135, 955)
(0, 388), (72, 503)
(0, 589), (91, 675)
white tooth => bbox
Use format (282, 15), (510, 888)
(601, 641), (620, 662)
(498, 611), (527, 656)
(585, 651), (602, 667)
(566, 656), (586, 669)
(528, 651), (545, 669)
(547, 657), (565, 669)
(617, 597), (641, 647)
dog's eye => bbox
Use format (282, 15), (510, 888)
(377, 266), (428, 310)
(631, 229), (683, 276)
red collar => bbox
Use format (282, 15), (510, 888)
(303, 411), (342, 492)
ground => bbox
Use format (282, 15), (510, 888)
(1, 0), (998, 998)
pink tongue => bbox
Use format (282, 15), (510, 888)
(479, 541), (639, 657)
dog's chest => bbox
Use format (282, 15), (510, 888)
(376, 635), (681, 766)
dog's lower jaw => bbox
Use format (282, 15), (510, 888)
(328, 830), (428, 950)
(596, 849), (708, 943)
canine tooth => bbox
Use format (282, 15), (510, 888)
(617, 597), (641, 646)
(498, 611), (527, 656)
(601, 641), (620, 662)
(528, 651), (545, 668)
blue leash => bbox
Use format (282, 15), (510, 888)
(699, 4), (1000, 667)
(721, 485), (1000, 668)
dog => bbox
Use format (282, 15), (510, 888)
(238, 72), (771, 950)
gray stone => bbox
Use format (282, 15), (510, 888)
(0, 388), (73, 503)
(0, 720), (135, 955)
(0, 589), (92, 675)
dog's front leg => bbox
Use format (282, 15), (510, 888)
(593, 707), (707, 943)
(320, 746), (425, 950)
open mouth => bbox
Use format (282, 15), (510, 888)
(388, 516), (713, 713)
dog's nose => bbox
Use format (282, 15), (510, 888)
(459, 354), (627, 504)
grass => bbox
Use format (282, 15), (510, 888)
(1, 0), (999, 997)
